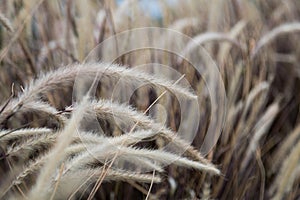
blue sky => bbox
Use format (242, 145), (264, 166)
(115, 0), (178, 20)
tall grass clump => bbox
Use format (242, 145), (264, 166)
(0, 0), (300, 199)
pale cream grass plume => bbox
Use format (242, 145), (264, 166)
(28, 96), (89, 200)
(119, 147), (219, 175)
(0, 128), (52, 141)
(64, 130), (165, 172)
(2, 145), (162, 198)
(271, 138), (300, 200)
(99, 168), (161, 183)
(272, 124), (300, 172)
(75, 129), (158, 146)
(242, 82), (270, 120)
(75, 130), (164, 170)
(13, 155), (46, 186)
(5, 134), (56, 158)
(3, 129), (160, 171)
(0, 155), (46, 199)
(161, 18), (201, 69)
(131, 158), (164, 172)
(184, 32), (242, 53)
(81, 63), (197, 99)
(251, 23), (300, 57)
(221, 102), (243, 145)
(6, 143), (91, 195)
(57, 143), (87, 157)
(62, 144), (164, 173)
(0, 144), (95, 198)
(234, 82), (270, 140)
(72, 129), (159, 147)
(0, 98), (217, 198)
(20, 100), (58, 114)
(0, 12), (14, 32)
(87, 99), (211, 164)
(47, 130), (155, 147)
(111, 151), (166, 172)
(99, 129), (158, 145)
(50, 168), (161, 199)
(112, 156), (164, 172)
(51, 141), (164, 175)
(19, 100), (66, 127)
(37, 130), (162, 174)
(178, 32), (244, 64)
(0, 130), (98, 149)
(60, 140), (164, 173)
(241, 102), (279, 171)
(61, 138), (158, 176)
(64, 143), (220, 177)
(71, 132), (105, 144)
(4, 141), (95, 197)
(79, 63), (196, 99)
(217, 20), (247, 65)
(0, 62), (196, 126)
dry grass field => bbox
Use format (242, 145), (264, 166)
(0, 0), (300, 199)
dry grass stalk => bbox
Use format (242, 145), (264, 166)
(252, 23), (300, 57)
(0, 12), (14, 32)
(272, 138), (300, 200)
